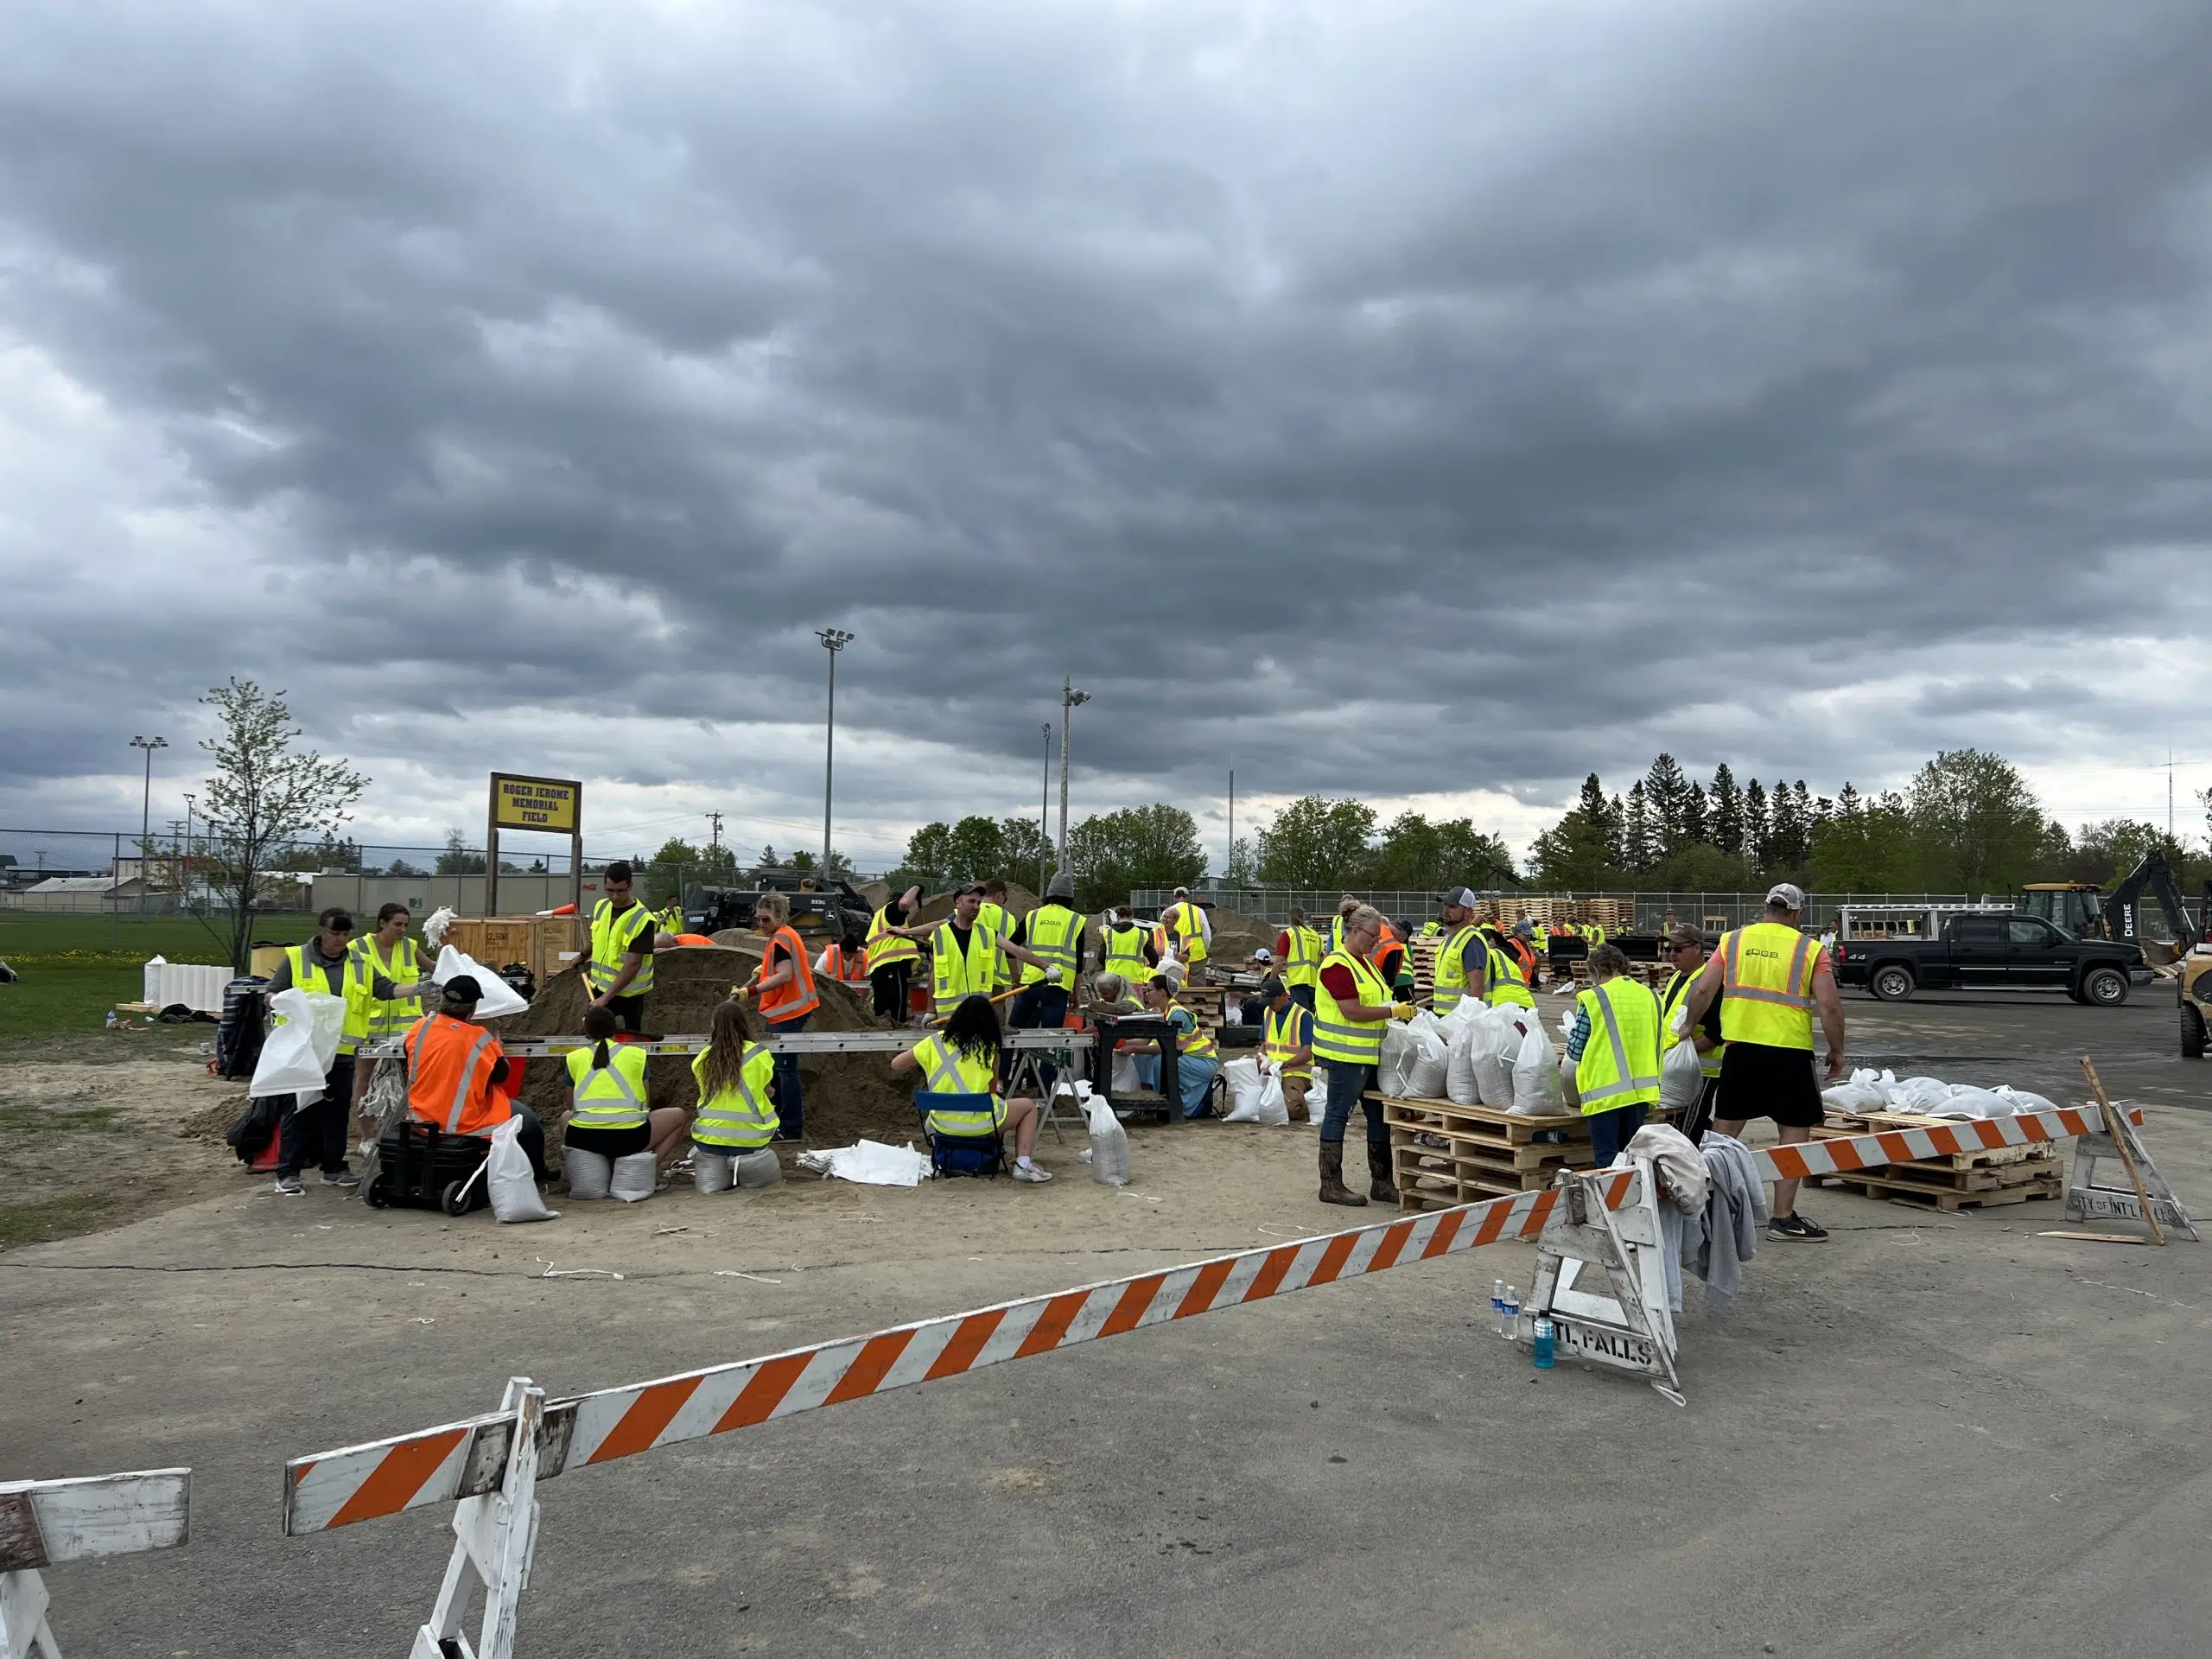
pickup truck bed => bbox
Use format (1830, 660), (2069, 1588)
(1834, 912), (2145, 1005)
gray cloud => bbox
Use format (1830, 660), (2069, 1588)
(3, 0), (2212, 867)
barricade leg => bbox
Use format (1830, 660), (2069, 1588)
(2068, 1065), (2198, 1242)
(0, 1469), (190, 1659)
(1519, 1160), (1685, 1404)
(0, 1567), (59, 1659)
(412, 1378), (544, 1659)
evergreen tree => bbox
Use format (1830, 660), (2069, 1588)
(1623, 781), (1656, 873)
(1643, 754), (1694, 856)
(1607, 794), (1628, 867)
(1709, 764), (1743, 855)
(1683, 781), (1710, 849)
(1744, 779), (1770, 868)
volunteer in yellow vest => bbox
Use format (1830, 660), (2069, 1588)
(1328, 893), (1361, 952)
(864, 884), (924, 1022)
(1274, 906), (1324, 1014)
(403, 976), (548, 1178)
(891, 992), (1052, 1181)
(1676, 884), (1847, 1242)
(564, 1005), (692, 1181)
(347, 902), (433, 1118)
(690, 998), (783, 1189)
(1313, 905), (1414, 1208)
(1102, 905), (1155, 988)
(1428, 888), (1487, 1016)
(1133, 974), (1221, 1119)
(264, 907), (423, 1195)
(1007, 870), (1090, 1090)
(1478, 923), (1535, 1008)
(586, 862), (664, 1032)
(1561, 944), (1664, 1166)
(1258, 976), (1314, 1123)
(887, 882), (1067, 1019)
(1164, 887), (1211, 981)
(740, 891), (820, 1141)
(977, 879), (1015, 990)
(1658, 925), (1726, 1143)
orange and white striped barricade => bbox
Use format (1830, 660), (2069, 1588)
(0, 1468), (190, 1659)
(1515, 1158), (1683, 1404)
(2065, 1080), (2196, 1241)
(283, 1174), (1639, 1639)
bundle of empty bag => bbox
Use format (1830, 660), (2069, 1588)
(1821, 1067), (2058, 1120)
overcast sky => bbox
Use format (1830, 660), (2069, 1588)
(4, 0), (2211, 873)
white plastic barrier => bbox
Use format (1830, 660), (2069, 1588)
(0, 1468), (190, 1658)
(138, 959), (231, 1014)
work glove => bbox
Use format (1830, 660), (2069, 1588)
(1389, 1003), (1417, 1023)
(1046, 966), (1065, 984)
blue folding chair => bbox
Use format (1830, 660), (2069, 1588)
(921, 1093), (1007, 1179)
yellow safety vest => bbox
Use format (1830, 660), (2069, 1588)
(1718, 922), (1819, 1050)
(587, 899), (656, 998)
(351, 935), (423, 1039)
(864, 906), (918, 972)
(1170, 902), (1208, 964)
(1020, 904), (1084, 987)
(1484, 943), (1534, 1009)
(1574, 979), (1662, 1116)
(565, 1042), (650, 1132)
(283, 943), (369, 1056)
(1660, 970), (1724, 1078)
(690, 1044), (779, 1148)
(976, 902), (1013, 988)
(1313, 949), (1391, 1068)
(1169, 1005), (1217, 1062)
(1281, 925), (1323, 990)
(1262, 1001), (1313, 1079)
(931, 921), (1001, 1018)
(1330, 915), (1351, 953)
(1103, 924), (1151, 986)
(1420, 921), (1443, 938)
(911, 1034), (1007, 1138)
(1432, 925), (1483, 1014)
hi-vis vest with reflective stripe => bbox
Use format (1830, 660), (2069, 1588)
(351, 935), (422, 1039)
(976, 902), (1013, 988)
(931, 922), (1001, 1017)
(1573, 978), (1662, 1116)
(566, 1042), (650, 1132)
(1719, 922), (1819, 1051)
(1661, 969), (1725, 1078)
(912, 1034), (1006, 1138)
(1313, 949), (1391, 1067)
(284, 943), (368, 1055)
(1262, 1001), (1313, 1077)
(1103, 924), (1150, 984)
(756, 924), (820, 1021)
(1169, 902), (1207, 963)
(1281, 925), (1322, 989)
(587, 899), (655, 997)
(1020, 904), (1084, 986)
(690, 1044), (779, 1148)
(1484, 941), (1534, 1009)
(404, 1014), (507, 1135)
(864, 906), (918, 973)
(1170, 1005), (1217, 1063)
(1432, 925), (1483, 1014)
(820, 942), (871, 987)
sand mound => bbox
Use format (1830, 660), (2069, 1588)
(1201, 902), (1276, 967)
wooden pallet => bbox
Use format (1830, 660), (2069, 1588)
(1375, 1095), (1591, 1146)
(1378, 1094), (1595, 1212)
(1808, 1170), (2064, 1211)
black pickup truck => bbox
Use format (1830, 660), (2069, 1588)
(1834, 912), (2146, 1005)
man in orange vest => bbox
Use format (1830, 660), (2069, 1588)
(741, 890), (819, 1141)
(403, 977), (546, 1179)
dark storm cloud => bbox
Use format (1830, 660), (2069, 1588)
(3, 0), (2211, 860)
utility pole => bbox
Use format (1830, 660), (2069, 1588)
(706, 810), (724, 853)
(1228, 763), (1235, 891)
(168, 820), (186, 892)
(183, 792), (197, 902)
(130, 735), (167, 916)
(1039, 724), (1053, 894)
(1058, 679), (1090, 875)
(817, 629), (855, 874)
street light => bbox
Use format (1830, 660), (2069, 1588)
(1058, 680), (1090, 874)
(129, 735), (167, 870)
(1039, 724), (1053, 893)
(817, 629), (855, 874)
(182, 792), (196, 899)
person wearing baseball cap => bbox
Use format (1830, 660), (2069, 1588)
(1430, 888), (1488, 1016)
(1675, 882), (1847, 1241)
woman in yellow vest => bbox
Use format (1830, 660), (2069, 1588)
(890, 993), (1052, 1181)
(564, 1005), (690, 1190)
(1275, 907), (1323, 1014)
(346, 903), (434, 1121)
(1561, 944), (1664, 1166)
(1313, 905), (1414, 1206)
(1479, 925), (1535, 1009)
(1132, 974), (1221, 1119)
(1102, 906), (1154, 988)
(863, 885), (925, 1021)
(690, 999), (781, 1191)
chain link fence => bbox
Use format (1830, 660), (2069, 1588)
(1138, 888), (1980, 931)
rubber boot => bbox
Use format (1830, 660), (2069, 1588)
(1367, 1141), (1399, 1205)
(1319, 1141), (1367, 1207)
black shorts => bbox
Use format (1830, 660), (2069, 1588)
(1717, 1042), (1823, 1129)
(564, 1122), (651, 1158)
(606, 994), (647, 1033)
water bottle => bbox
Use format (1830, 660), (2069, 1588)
(1500, 1284), (1519, 1339)
(1533, 1317), (1556, 1369)
(1491, 1278), (1506, 1337)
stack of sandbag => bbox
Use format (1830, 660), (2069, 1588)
(1440, 1002), (1559, 1114)
(1820, 1067), (2062, 1120)
(1378, 1010), (1450, 1098)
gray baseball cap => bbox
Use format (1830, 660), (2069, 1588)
(1765, 882), (1807, 912)
(1436, 887), (1481, 908)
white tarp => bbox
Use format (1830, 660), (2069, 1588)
(797, 1140), (935, 1186)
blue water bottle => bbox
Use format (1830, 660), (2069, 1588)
(1533, 1317), (1556, 1370)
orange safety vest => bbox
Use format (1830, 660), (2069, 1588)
(755, 924), (821, 1021)
(821, 942), (872, 987)
(403, 1013), (512, 1135)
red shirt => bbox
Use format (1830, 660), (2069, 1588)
(1319, 962), (1362, 1003)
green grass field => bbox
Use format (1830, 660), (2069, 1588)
(0, 913), (316, 1046)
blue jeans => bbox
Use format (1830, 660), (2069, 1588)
(1007, 983), (1070, 1090)
(1134, 1052), (1217, 1118)
(1320, 1062), (1384, 1147)
(1586, 1102), (1648, 1167)
(768, 1011), (808, 1138)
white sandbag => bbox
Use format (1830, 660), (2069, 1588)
(1660, 1038), (1705, 1113)
(733, 1147), (783, 1187)
(432, 945), (530, 1019)
(1990, 1085), (2058, 1116)
(1510, 1023), (1564, 1116)
(1887, 1076), (1954, 1114)
(1821, 1065), (1894, 1115)
(488, 1116), (557, 1223)
(1928, 1086), (2012, 1121)
(1470, 1006), (1529, 1108)
(1111, 1052), (1141, 1093)
(694, 1149), (735, 1194)
(1222, 1056), (1267, 1116)
(611, 1149), (658, 1201)
(564, 1147), (612, 1199)
(1445, 1017), (1484, 1105)
(1084, 1093), (1132, 1185)
(1378, 1013), (1448, 1099)
(251, 988), (346, 1097)
(1224, 1065), (1288, 1125)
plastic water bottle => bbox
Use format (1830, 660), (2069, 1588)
(1533, 1318), (1556, 1369)
(1499, 1284), (1519, 1339)
(1491, 1278), (1506, 1337)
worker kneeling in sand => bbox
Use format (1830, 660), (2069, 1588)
(403, 976), (548, 1179)
(891, 993), (1052, 1183)
(564, 1005), (691, 1195)
(1130, 974), (1221, 1120)
(689, 998), (782, 1192)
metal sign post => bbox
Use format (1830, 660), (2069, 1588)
(485, 774), (583, 917)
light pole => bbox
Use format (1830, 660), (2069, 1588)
(817, 629), (855, 874)
(129, 735), (167, 887)
(182, 791), (196, 903)
(1058, 680), (1090, 874)
(1039, 724), (1053, 893)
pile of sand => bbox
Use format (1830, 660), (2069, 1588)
(494, 948), (925, 1154)
(1201, 902), (1277, 966)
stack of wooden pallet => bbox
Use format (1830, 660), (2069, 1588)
(1807, 1109), (2064, 1211)
(1408, 935), (1440, 1000)
(1374, 1093), (1597, 1212)
(1583, 899), (1634, 932)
